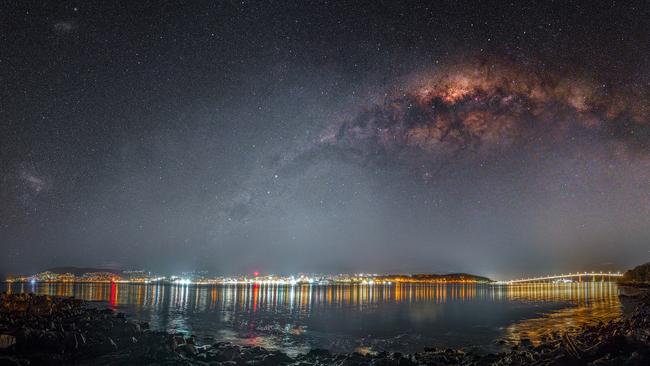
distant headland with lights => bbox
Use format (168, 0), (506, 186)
(4, 267), (492, 285)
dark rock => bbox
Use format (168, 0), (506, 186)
(174, 335), (186, 347)
(177, 343), (198, 358)
(0, 335), (16, 350)
(307, 348), (331, 358)
(520, 338), (533, 347)
(206, 346), (240, 362)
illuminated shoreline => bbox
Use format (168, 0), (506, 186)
(4, 269), (625, 286)
(4, 270), (493, 286)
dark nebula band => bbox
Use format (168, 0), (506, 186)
(321, 60), (649, 169)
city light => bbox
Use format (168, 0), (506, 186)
(5, 269), (624, 286)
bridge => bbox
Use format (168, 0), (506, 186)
(496, 271), (624, 284)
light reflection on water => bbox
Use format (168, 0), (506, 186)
(2, 282), (620, 354)
(503, 283), (621, 345)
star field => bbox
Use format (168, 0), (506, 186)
(1, 1), (649, 278)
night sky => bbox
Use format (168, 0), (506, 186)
(2, 1), (649, 279)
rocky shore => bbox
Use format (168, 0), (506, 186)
(1, 292), (650, 365)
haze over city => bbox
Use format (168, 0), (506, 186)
(2, 1), (650, 280)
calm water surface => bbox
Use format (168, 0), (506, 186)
(1, 282), (621, 355)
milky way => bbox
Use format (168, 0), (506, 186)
(319, 60), (649, 176)
(219, 57), (650, 250)
(211, 57), (650, 277)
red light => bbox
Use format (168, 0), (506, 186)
(253, 271), (259, 277)
(110, 282), (117, 308)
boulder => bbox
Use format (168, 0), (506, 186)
(0, 334), (16, 350)
(177, 343), (198, 358)
(260, 351), (293, 365)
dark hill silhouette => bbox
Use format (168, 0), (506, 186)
(377, 272), (493, 283)
(621, 262), (650, 284)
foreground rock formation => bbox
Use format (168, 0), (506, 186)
(620, 262), (650, 285)
(1, 292), (650, 365)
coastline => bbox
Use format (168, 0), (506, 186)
(1, 292), (649, 365)
(2, 281), (622, 356)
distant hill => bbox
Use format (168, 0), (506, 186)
(411, 273), (493, 282)
(44, 267), (122, 276)
(377, 273), (493, 283)
(620, 262), (650, 284)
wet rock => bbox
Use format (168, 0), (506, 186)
(179, 343), (198, 356)
(0, 334), (16, 349)
(0, 355), (22, 366)
(307, 348), (331, 358)
(195, 345), (211, 353)
(173, 334), (186, 348)
(205, 345), (240, 362)
(519, 337), (533, 347)
(63, 331), (79, 350)
(255, 351), (292, 365)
